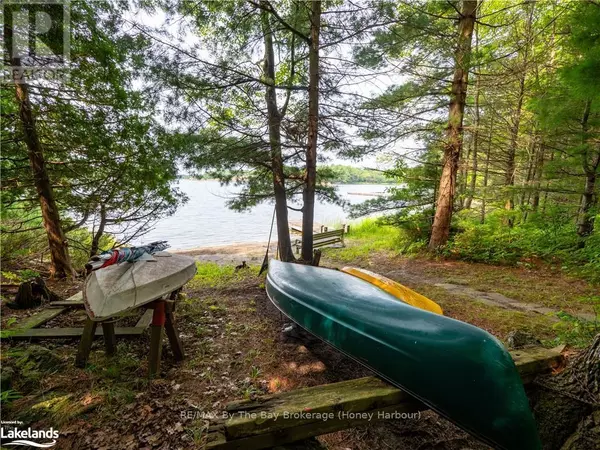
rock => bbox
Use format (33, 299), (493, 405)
(1, 366), (15, 390)
(506, 330), (542, 349)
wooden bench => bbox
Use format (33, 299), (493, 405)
(293, 228), (345, 254)
(205, 345), (564, 450)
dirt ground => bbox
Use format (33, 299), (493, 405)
(1, 249), (597, 449)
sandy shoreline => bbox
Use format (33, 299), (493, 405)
(173, 241), (279, 264)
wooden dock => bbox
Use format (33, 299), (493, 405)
(206, 345), (564, 450)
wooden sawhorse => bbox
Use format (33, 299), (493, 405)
(75, 289), (184, 377)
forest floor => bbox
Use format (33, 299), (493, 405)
(0, 239), (598, 449)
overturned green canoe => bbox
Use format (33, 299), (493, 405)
(266, 260), (541, 450)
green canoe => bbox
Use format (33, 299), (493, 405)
(266, 260), (541, 450)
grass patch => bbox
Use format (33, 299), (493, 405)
(413, 259), (599, 315)
(189, 262), (258, 289)
(412, 283), (559, 341)
(409, 282), (598, 348)
(325, 219), (401, 262)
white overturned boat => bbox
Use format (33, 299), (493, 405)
(84, 252), (197, 321)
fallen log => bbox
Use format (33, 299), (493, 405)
(206, 345), (564, 450)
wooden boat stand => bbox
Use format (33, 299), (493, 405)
(75, 289), (184, 377)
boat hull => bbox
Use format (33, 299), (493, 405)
(341, 266), (443, 314)
(266, 260), (540, 450)
(84, 253), (196, 321)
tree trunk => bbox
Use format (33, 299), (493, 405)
(301, 0), (321, 263)
(505, 74), (525, 220)
(521, 133), (537, 222)
(12, 65), (74, 279)
(464, 24), (480, 210)
(504, 2), (534, 226)
(90, 203), (107, 257)
(541, 149), (555, 217)
(480, 115), (494, 224)
(531, 142), (546, 213)
(577, 99), (599, 241)
(459, 138), (472, 210)
(261, 5), (295, 262)
(428, 0), (477, 249)
(531, 334), (600, 450)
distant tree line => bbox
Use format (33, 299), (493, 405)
(190, 165), (388, 185)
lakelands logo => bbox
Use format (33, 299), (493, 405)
(0, 426), (59, 448)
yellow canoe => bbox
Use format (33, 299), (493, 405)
(341, 267), (443, 315)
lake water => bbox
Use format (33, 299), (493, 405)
(133, 179), (388, 250)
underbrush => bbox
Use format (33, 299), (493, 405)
(444, 210), (600, 283)
(337, 210), (599, 284)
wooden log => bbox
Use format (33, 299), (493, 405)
(222, 376), (423, 440)
(206, 346), (564, 450)
(207, 403), (423, 450)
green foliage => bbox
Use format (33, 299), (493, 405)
(442, 210), (600, 283)
(323, 165), (389, 184)
(1, 206), (116, 270)
(0, 389), (22, 406)
(1, 0), (184, 270)
(190, 262), (257, 289)
(325, 219), (402, 262)
(549, 312), (600, 349)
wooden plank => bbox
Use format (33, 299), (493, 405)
(66, 291), (83, 302)
(510, 344), (565, 384)
(314, 230), (343, 239)
(223, 376), (420, 440)
(313, 238), (343, 248)
(206, 346), (563, 449)
(49, 300), (84, 307)
(12, 307), (67, 330)
(49, 291), (84, 307)
(207, 403), (424, 450)
(135, 308), (154, 329)
(7, 326), (146, 340)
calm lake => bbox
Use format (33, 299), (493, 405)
(134, 179), (388, 250)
